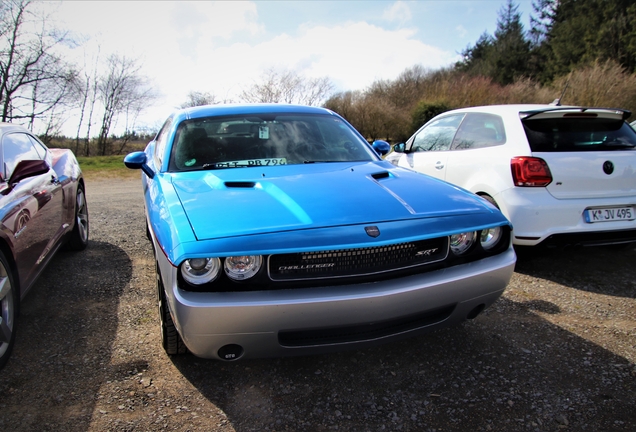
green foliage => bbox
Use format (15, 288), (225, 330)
(411, 101), (452, 134)
(326, 0), (636, 141)
(457, 0), (531, 85)
(76, 155), (127, 171)
(538, 0), (636, 79)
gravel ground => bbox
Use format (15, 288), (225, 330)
(1, 177), (635, 432)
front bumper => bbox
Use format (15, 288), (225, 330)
(158, 246), (516, 360)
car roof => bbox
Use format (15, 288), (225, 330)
(441, 104), (630, 120)
(0, 122), (31, 135)
(179, 103), (337, 121)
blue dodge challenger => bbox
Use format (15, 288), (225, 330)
(124, 104), (516, 361)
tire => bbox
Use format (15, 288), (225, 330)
(156, 261), (186, 355)
(146, 223), (152, 242)
(479, 194), (500, 209)
(0, 251), (17, 370)
(67, 184), (89, 251)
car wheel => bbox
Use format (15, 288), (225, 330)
(146, 223), (152, 242)
(67, 184), (89, 251)
(156, 261), (187, 355)
(0, 251), (17, 370)
(479, 194), (500, 209)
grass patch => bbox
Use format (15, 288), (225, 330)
(77, 155), (127, 171)
(77, 155), (140, 180)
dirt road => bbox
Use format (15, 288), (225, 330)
(1, 177), (635, 431)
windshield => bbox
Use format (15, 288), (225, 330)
(169, 113), (377, 171)
(522, 117), (636, 152)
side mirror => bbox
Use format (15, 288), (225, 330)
(393, 142), (406, 153)
(9, 159), (50, 185)
(124, 152), (155, 179)
(372, 140), (391, 156)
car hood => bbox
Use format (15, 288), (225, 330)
(171, 162), (497, 240)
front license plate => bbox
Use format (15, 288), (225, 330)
(584, 207), (635, 223)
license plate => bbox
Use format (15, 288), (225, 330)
(584, 207), (635, 223)
(215, 158), (287, 168)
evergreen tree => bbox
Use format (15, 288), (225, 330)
(456, 0), (530, 85)
(491, 0), (532, 85)
(529, 0), (558, 46)
(542, 0), (636, 78)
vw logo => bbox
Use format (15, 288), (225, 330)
(603, 161), (614, 175)
(365, 226), (380, 238)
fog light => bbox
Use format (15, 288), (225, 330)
(218, 344), (244, 361)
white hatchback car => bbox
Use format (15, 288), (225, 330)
(388, 104), (636, 247)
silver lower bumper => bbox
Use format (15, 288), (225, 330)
(159, 247), (516, 360)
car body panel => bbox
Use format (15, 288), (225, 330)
(391, 104), (636, 247)
(127, 104), (516, 361)
(0, 121), (88, 369)
(0, 124), (85, 298)
(172, 161), (501, 242)
(160, 245), (515, 359)
(539, 151), (636, 200)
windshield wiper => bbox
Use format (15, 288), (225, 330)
(601, 141), (635, 149)
(201, 163), (250, 169)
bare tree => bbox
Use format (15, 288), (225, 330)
(96, 54), (157, 155)
(240, 69), (333, 106)
(0, 0), (75, 126)
(180, 90), (218, 108)
(70, 46), (101, 156)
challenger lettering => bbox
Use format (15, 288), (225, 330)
(279, 263), (336, 271)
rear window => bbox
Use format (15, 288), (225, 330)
(523, 118), (636, 152)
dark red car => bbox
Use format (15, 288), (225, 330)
(0, 123), (89, 369)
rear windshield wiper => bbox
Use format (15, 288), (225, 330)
(601, 140), (635, 149)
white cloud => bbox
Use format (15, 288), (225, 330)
(455, 25), (468, 39)
(41, 1), (460, 134)
(382, 1), (412, 24)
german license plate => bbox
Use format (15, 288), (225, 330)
(584, 207), (635, 223)
(215, 158), (287, 168)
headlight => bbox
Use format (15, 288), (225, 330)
(450, 231), (476, 255)
(224, 255), (262, 280)
(480, 227), (502, 250)
(181, 258), (221, 285)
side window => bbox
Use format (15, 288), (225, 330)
(451, 113), (506, 150)
(27, 135), (48, 159)
(2, 132), (44, 179)
(154, 116), (174, 165)
(410, 114), (464, 152)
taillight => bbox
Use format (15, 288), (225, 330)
(510, 157), (552, 187)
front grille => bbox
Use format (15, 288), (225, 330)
(268, 237), (448, 281)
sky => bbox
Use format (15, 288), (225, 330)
(45, 0), (535, 136)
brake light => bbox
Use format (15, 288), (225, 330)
(510, 157), (552, 187)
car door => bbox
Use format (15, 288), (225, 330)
(444, 112), (509, 191)
(400, 114), (464, 180)
(0, 132), (64, 293)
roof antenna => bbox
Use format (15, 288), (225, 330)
(550, 76), (570, 106)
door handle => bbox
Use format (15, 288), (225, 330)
(435, 161), (444, 170)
